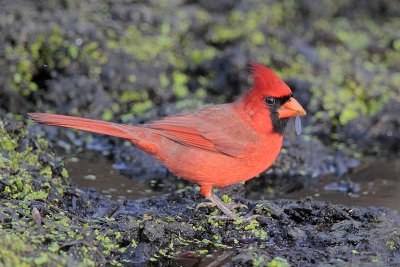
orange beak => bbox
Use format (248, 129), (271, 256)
(278, 97), (306, 118)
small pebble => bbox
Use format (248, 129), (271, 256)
(84, 174), (96, 180)
(32, 207), (42, 230)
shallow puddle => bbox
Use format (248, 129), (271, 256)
(66, 151), (400, 213)
(279, 159), (400, 213)
(65, 151), (166, 200)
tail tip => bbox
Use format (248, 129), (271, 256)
(28, 113), (45, 122)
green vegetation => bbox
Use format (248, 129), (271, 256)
(387, 240), (399, 251)
(0, 121), (142, 265)
(267, 257), (290, 267)
(1, 0), (398, 128)
(0, 126), (67, 201)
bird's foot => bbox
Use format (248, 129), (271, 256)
(227, 203), (248, 210)
(209, 214), (261, 222)
(196, 193), (260, 221)
(195, 202), (248, 211)
(195, 202), (217, 210)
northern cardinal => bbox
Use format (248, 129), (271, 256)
(29, 63), (306, 220)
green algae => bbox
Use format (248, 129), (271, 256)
(0, 126), (66, 201)
(387, 240), (399, 251)
(267, 257), (290, 267)
(0, 232), (79, 267)
(252, 254), (289, 267)
(221, 194), (232, 203)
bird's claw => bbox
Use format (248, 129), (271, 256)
(195, 202), (217, 210)
(209, 215), (236, 221)
(228, 203), (248, 210)
(196, 202), (248, 211)
(197, 193), (258, 221)
(209, 214), (261, 222)
(239, 214), (262, 222)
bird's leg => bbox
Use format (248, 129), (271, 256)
(196, 185), (260, 221)
(207, 193), (261, 221)
(197, 185), (238, 220)
(207, 192), (239, 220)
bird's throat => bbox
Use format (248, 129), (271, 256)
(271, 114), (289, 135)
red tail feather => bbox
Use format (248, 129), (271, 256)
(28, 113), (132, 139)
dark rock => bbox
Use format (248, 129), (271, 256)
(344, 100), (400, 155)
(142, 220), (165, 242)
(288, 227), (306, 240)
(132, 242), (154, 265)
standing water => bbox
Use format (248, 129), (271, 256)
(67, 151), (400, 213)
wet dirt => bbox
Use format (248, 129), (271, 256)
(96, 187), (400, 266)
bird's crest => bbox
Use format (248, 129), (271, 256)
(250, 63), (292, 97)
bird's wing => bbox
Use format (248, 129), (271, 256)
(143, 105), (258, 158)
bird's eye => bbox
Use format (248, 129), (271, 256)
(265, 97), (275, 106)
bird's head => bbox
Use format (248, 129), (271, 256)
(238, 63), (306, 135)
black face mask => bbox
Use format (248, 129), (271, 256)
(264, 95), (292, 135)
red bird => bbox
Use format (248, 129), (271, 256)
(29, 63), (306, 220)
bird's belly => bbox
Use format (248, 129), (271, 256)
(161, 142), (281, 188)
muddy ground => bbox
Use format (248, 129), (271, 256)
(1, 0), (400, 266)
(1, 121), (399, 266)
